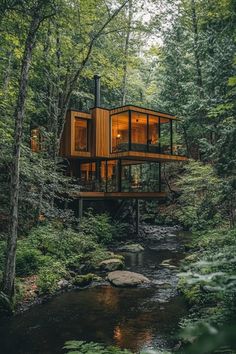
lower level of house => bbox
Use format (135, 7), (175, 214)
(66, 158), (165, 197)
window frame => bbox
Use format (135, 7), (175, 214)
(74, 116), (89, 152)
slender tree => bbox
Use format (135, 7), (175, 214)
(3, 0), (56, 299)
(121, 0), (133, 105)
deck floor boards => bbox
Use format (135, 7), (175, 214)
(71, 191), (167, 199)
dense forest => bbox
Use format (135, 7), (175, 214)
(0, 0), (236, 353)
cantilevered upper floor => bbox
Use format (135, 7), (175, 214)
(59, 104), (187, 163)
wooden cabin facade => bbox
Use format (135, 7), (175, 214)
(59, 106), (187, 199)
(32, 76), (187, 200)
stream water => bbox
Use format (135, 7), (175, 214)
(0, 228), (189, 354)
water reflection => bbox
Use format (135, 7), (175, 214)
(0, 235), (189, 354)
(113, 317), (153, 349)
(96, 286), (120, 310)
(127, 252), (144, 267)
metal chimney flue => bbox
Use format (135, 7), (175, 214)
(94, 74), (101, 107)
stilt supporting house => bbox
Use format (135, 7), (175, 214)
(136, 199), (140, 235)
(78, 198), (83, 220)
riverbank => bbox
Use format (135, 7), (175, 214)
(0, 224), (189, 354)
(11, 224), (187, 315)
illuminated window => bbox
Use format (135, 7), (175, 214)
(111, 112), (129, 152)
(131, 112), (147, 151)
(148, 115), (159, 152)
(31, 128), (40, 152)
(75, 118), (88, 151)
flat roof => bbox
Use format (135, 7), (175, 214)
(69, 104), (177, 120)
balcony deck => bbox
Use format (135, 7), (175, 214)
(110, 151), (188, 162)
(72, 191), (167, 200)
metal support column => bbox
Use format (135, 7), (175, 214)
(159, 163), (162, 192)
(136, 199), (140, 235)
(78, 198), (83, 220)
(105, 160), (108, 192)
(118, 159), (122, 192)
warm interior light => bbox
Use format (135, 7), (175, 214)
(117, 133), (121, 138)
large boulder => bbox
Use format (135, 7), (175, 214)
(118, 243), (144, 253)
(99, 258), (124, 271)
(107, 271), (150, 287)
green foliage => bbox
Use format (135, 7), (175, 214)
(36, 260), (67, 295)
(182, 322), (236, 354)
(16, 242), (47, 276)
(10, 215), (116, 296)
(178, 228), (236, 351)
(27, 221), (111, 270)
(63, 340), (132, 354)
(72, 274), (99, 287)
(175, 160), (224, 230)
(63, 340), (172, 354)
(79, 210), (114, 245)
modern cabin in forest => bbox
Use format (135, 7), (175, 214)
(32, 75), (187, 201)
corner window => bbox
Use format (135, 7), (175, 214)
(111, 112), (129, 152)
(75, 118), (88, 152)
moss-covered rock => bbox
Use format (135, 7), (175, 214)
(99, 258), (124, 271)
(73, 273), (101, 287)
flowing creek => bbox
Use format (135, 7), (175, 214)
(0, 227), (190, 354)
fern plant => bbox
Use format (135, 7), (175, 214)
(63, 340), (171, 354)
(63, 340), (132, 354)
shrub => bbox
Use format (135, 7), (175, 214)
(16, 242), (47, 276)
(26, 222), (111, 271)
(80, 210), (114, 244)
(178, 228), (236, 350)
(63, 341), (132, 354)
(175, 160), (224, 230)
(63, 341), (171, 354)
(36, 261), (67, 295)
(72, 274), (100, 287)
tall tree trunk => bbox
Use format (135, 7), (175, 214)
(3, 14), (41, 299)
(121, 0), (133, 105)
(191, 0), (203, 93)
(2, 50), (13, 98)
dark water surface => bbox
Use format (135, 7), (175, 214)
(0, 232), (189, 354)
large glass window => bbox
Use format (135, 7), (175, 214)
(107, 160), (119, 192)
(80, 162), (96, 181)
(111, 112), (129, 152)
(148, 115), (159, 153)
(131, 112), (147, 151)
(160, 118), (171, 154)
(75, 118), (88, 151)
(121, 160), (161, 192)
(110, 110), (176, 155)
